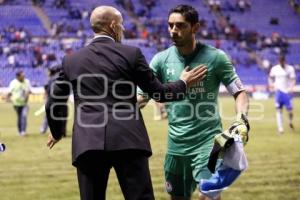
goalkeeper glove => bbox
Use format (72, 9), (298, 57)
(228, 113), (250, 145)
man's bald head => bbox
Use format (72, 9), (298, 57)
(90, 6), (122, 34)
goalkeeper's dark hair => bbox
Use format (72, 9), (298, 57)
(168, 5), (199, 25)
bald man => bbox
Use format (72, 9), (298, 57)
(46, 6), (207, 200)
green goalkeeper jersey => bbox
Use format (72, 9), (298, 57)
(140, 42), (238, 155)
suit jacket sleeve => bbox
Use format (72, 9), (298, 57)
(45, 68), (70, 140)
(133, 48), (186, 102)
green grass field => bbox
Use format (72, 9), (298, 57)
(0, 97), (299, 200)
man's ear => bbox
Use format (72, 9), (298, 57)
(192, 22), (200, 34)
(110, 20), (116, 30)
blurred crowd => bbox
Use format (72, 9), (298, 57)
(289, 0), (300, 14)
(0, 26), (84, 70)
(0, 0), (298, 75)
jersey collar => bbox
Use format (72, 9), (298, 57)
(174, 41), (203, 66)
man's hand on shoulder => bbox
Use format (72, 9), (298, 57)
(180, 65), (207, 87)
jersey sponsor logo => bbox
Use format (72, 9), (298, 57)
(188, 87), (206, 94)
(167, 68), (175, 75)
(165, 181), (173, 193)
(188, 81), (206, 94)
(193, 81), (204, 87)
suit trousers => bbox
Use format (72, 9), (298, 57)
(76, 150), (155, 200)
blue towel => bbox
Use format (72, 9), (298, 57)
(199, 135), (247, 199)
(200, 165), (241, 199)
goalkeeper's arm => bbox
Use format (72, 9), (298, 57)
(234, 90), (249, 117)
(230, 90), (250, 145)
(225, 78), (249, 118)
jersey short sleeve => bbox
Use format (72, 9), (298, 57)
(289, 65), (296, 79)
(8, 80), (15, 93)
(215, 50), (244, 95)
(269, 67), (275, 78)
(149, 53), (162, 79)
(25, 79), (32, 92)
(215, 50), (237, 86)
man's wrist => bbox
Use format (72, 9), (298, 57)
(180, 78), (187, 86)
(52, 134), (62, 141)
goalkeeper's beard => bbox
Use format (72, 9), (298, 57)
(171, 37), (185, 47)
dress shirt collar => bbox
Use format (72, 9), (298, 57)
(93, 34), (115, 42)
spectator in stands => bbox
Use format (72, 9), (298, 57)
(77, 22), (85, 37)
(81, 9), (89, 19)
(69, 7), (82, 19)
(50, 23), (58, 37)
(261, 58), (271, 70)
(124, 25), (138, 38)
(115, 0), (125, 8)
(32, 0), (45, 6)
(224, 0), (235, 11)
(236, 0), (251, 12)
(141, 27), (149, 39)
(19, 28), (29, 42)
(54, 0), (67, 9)
(7, 53), (16, 67)
(217, 14), (228, 32)
(144, 0), (156, 11)
(66, 24), (75, 34)
(294, 3), (300, 14)
(33, 45), (43, 68)
(208, 0), (221, 12)
(137, 7), (147, 17)
(6, 25), (17, 43)
(270, 33), (289, 52)
(2, 0), (16, 4)
(7, 70), (32, 136)
(115, 0), (134, 12)
(228, 23), (241, 40)
(56, 21), (66, 36)
(199, 28), (211, 39)
(209, 20), (220, 37)
(289, 0), (300, 14)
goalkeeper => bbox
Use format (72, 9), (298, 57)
(137, 4), (249, 200)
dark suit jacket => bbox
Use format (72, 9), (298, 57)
(46, 37), (186, 166)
